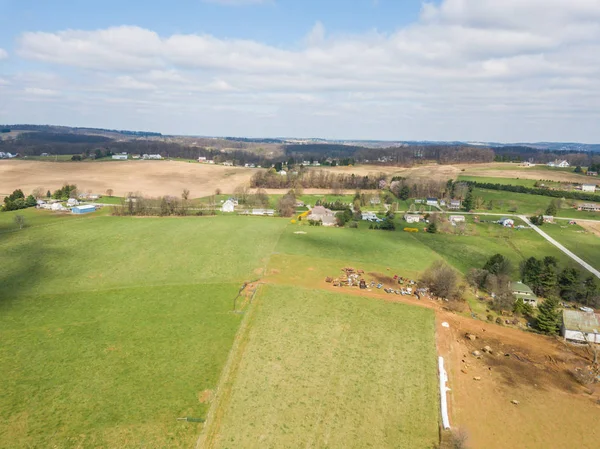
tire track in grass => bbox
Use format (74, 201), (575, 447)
(196, 285), (262, 449)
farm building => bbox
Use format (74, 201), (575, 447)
(521, 161), (535, 167)
(548, 160), (569, 168)
(510, 281), (538, 307)
(142, 154), (162, 160)
(542, 215), (554, 223)
(426, 198), (438, 206)
(577, 203), (600, 212)
(221, 199), (235, 213)
(370, 197), (381, 205)
(449, 215), (465, 223)
(252, 209), (274, 216)
(362, 212), (379, 221)
(320, 216), (337, 227)
(448, 200), (461, 210)
(498, 217), (514, 227)
(198, 156), (207, 162)
(581, 184), (597, 192)
(439, 200), (446, 206)
(67, 198), (79, 207)
(72, 205), (96, 214)
(112, 154), (128, 160)
(50, 203), (66, 211)
(404, 214), (421, 224)
(588, 171), (598, 176)
(561, 310), (600, 344)
(309, 206), (335, 223)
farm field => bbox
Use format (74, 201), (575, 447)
(0, 212), (288, 448)
(201, 285), (439, 449)
(470, 188), (600, 220)
(457, 175), (561, 188)
(540, 223), (600, 270)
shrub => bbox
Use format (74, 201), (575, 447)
(403, 227), (419, 233)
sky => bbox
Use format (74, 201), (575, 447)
(1, 0), (600, 142)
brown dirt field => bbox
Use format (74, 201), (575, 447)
(580, 221), (600, 237)
(461, 163), (592, 183)
(0, 160), (257, 197)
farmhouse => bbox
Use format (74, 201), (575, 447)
(309, 206), (335, 225)
(449, 215), (465, 223)
(221, 199), (235, 213)
(548, 160), (569, 168)
(362, 212), (379, 221)
(510, 281), (538, 307)
(426, 198), (438, 206)
(577, 203), (600, 212)
(498, 217), (514, 227)
(370, 197), (381, 205)
(112, 153), (128, 160)
(542, 215), (554, 223)
(561, 310), (600, 344)
(448, 200), (461, 210)
(72, 205), (96, 214)
(588, 171), (598, 176)
(581, 184), (597, 193)
(66, 198), (79, 207)
(404, 214), (421, 224)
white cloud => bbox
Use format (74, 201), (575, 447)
(24, 87), (59, 96)
(0, 48), (7, 59)
(8, 0), (600, 141)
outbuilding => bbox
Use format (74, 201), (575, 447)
(72, 205), (96, 214)
(561, 310), (600, 344)
(582, 184), (597, 193)
(498, 217), (514, 227)
(404, 214), (420, 224)
(426, 198), (438, 206)
(449, 215), (465, 223)
(221, 199), (235, 213)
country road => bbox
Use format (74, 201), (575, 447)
(519, 215), (600, 279)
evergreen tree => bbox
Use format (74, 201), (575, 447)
(483, 254), (512, 277)
(559, 268), (581, 302)
(545, 200), (558, 216)
(520, 257), (542, 290)
(538, 263), (558, 297)
(426, 222), (437, 234)
(536, 296), (560, 335)
(463, 188), (474, 211)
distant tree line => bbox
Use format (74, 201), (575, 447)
(464, 181), (600, 202)
(250, 169), (387, 190)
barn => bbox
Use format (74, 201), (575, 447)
(72, 205), (96, 214)
(561, 310), (600, 344)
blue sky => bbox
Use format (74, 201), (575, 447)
(1, 0), (600, 142)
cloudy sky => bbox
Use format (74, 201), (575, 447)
(1, 0), (600, 142)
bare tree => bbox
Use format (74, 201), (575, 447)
(277, 191), (296, 217)
(14, 214), (25, 230)
(215, 188), (222, 195)
(32, 187), (45, 199)
(579, 327), (599, 366)
(420, 261), (461, 299)
(182, 189), (190, 201)
(106, 188), (114, 197)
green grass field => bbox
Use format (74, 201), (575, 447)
(203, 285), (439, 449)
(457, 175), (561, 188)
(540, 223), (600, 270)
(470, 188), (600, 220)
(0, 212), (288, 448)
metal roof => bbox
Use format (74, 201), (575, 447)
(511, 281), (534, 295)
(562, 310), (600, 333)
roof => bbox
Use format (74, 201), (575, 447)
(450, 200), (461, 204)
(427, 197), (438, 201)
(73, 205), (96, 211)
(511, 281), (534, 295)
(562, 310), (600, 333)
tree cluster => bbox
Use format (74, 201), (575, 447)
(250, 169), (387, 190)
(52, 184), (78, 200)
(464, 181), (600, 202)
(420, 261), (462, 299)
(2, 189), (36, 212)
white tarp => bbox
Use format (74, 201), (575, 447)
(438, 356), (451, 430)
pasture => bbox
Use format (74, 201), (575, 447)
(0, 212), (288, 448)
(202, 285), (439, 449)
(540, 223), (600, 270)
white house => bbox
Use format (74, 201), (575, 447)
(561, 310), (600, 344)
(50, 203), (66, 211)
(510, 281), (538, 307)
(404, 214), (421, 224)
(449, 215), (465, 223)
(112, 154), (128, 160)
(362, 211), (379, 221)
(557, 160), (570, 168)
(448, 200), (461, 210)
(370, 197), (381, 205)
(252, 209), (274, 216)
(498, 218), (514, 227)
(542, 215), (554, 223)
(582, 184), (597, 193)
(426, 198), (438, 206)
(142, 154), (162, 160)
(278, 170), (287, 176)
(198, 156), (207, 162)
(66, 198), (79, 207)
(221, 199), (235, 213)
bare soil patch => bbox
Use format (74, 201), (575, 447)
(580, 221), (600, 237)
(0, 160), (257, 197)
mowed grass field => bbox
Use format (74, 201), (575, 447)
(540, 223), (600, 269)
(0, 211), (288, 448)
(203, 285), (439, 449)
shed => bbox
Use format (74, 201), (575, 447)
(561, 310), (600, 343)
(72, 205), (96, 214)
(221, 199), (235, 213)
(499, 217), (514, 227)
(582, 184), (597, 192)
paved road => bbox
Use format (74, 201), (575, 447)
(519, 215), (600, 279)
